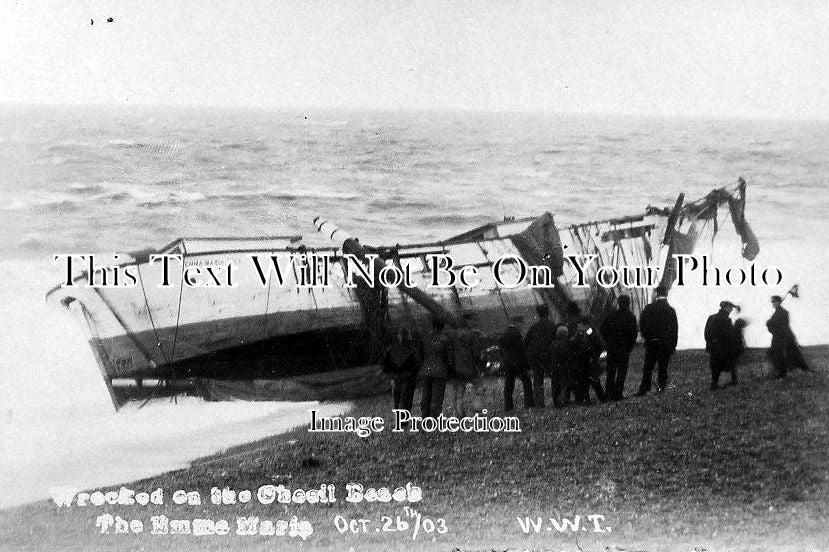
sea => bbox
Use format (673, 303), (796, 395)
(0, 105), (827, 507)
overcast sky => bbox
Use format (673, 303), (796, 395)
(1, 1), (827, 119)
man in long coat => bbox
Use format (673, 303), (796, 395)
(636, 286), (678, 395)
(525, 304), (557, 407)
(766, 295), (810, 377)
(499, 317), (535, 411)
(570, 315), (606, 404)
(600, 295), (638, 400)
(420, 317), (453, 417)
(450, 314), (485, 416)
(705, 300), (737, 389)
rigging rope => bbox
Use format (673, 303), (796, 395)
(135, 261), (187, 408)
(166, 256), (186, 404)
(136, 264), (170, 366)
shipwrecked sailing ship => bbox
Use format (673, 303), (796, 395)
(46, 178), (759, 409)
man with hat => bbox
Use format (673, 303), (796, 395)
(600, 294), (638, 400)
(450, 312), (485, 416)
(766, 295), (810, 377)
(525, 303), (557, 407)
(420, 316), (453, 418)
(704, 300), (738, 389)
(499, 316), (535, 411)
(636, 286), (678, 396)
(570, 314), (606, 404)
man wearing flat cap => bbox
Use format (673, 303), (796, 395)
(704, 300), (738, 389)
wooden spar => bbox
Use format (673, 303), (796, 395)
(656, 193), (685, 293)
(663, 193), (685, 246)
(313, 217), (463, 329)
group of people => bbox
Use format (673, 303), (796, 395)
(382, 313), (487, 418)
(704, 293), (810, 387)
(383, 286), (811, 418)
(498, 298), (634, 409)
(703, 300), (745, 388)
(497, 286), (682, 410)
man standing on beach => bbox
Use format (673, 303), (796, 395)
(766, 295), (810, 377)
(499, 316), (535, 411)
(636, 286), (678, 396)
(525, 304), (557, 407)
(420, 317), (453, 417)
(382, 328), (421, 411)
(549, 326), (572, 407)
(600, 295), (638, 400)
(570, 315), (606, 404)
(450, 313), (485, 416)
(705, 300), (738, 389)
